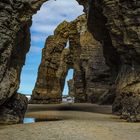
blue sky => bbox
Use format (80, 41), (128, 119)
(18, 0), (83, 95)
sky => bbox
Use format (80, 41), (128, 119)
(18, 0), (84, 95)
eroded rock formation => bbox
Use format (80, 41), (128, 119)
(0, 0), (139, 123)
(31, 21), (70, 103)
(87, 0), (140, 122)
(0, 0), (49, 124)
(31, 14), (112, 104)
(68, 79), (75, 97)
(0, 93), (28, 124)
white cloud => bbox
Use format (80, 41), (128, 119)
(31, 34), (47, 42)
(31, 24), (57, 34)
(33, 0), (84, 22)
(19, 0), (84, 94)
(31, 0), (84, 35)
(30, 46), (42, 53)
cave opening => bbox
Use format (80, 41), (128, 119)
(62, 69), (74, 96)
(62, 69), (74, 103)
(17, 0), (84, 97)
(65, 40), (70, 48)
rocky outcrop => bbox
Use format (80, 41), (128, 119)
(64, 0), (140, 121)
(0, 0), (48, 124)
(0, 0), (139, 123)
(31, 14), (112, 104)
(77, 15), (111, 103)
(68, 79), (74, 97)
(30, 15), (78, 103)
(0, 93), (28, 124)
(110, 1), (140, 121)
(0, 0), (47, 106)
(66, 14), (112, 103)
(87, 0), (140, 121)
(30, 21), (70, 103)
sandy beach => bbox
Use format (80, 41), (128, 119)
(0, 104), (140, 140)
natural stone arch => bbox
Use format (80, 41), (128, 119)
(0, 0), (88, 124)
(0, 0), (86, 105)
(31, 21), (71, 103)
(30, 13), (111, 104)
(0, 0), (140, 124)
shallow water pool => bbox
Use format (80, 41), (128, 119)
(23, 117), (63, 123)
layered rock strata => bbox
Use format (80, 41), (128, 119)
(0, 0), (139, 123)
(77, 15), (111, 103)
(87, 0), (140, 122)
(0, 0), (47, 124)
(31, 14), (111, 104)
(0, 93), (28, 124)
(68, 79), (75, 97)
(30, 21), (70, 103)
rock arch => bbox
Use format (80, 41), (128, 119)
(0, 0), (139, 123)
(30, 14), (111, 104)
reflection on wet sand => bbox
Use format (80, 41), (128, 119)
(24, 117), (63, 123)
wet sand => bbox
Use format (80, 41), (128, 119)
(0, 103), (140, 140)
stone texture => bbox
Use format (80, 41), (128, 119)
(0, 0), (47, 106)
(68, 16), (86, 103)
(31, 14), (111, 104)
(0, 0), (140, 123)
(67, 14), (112, 103)
(0, 0), (48, 124)
(30, 21), (70, 104)
(77, 16), (111, 103)
(0, 93), (28, 124)
(68, 79), (75, 97)
(87, 0), (140, 121)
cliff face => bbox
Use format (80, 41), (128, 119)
(31, 21), (70, 103)
(77, 15), (112, 103)
(30, 17), (83, 103)
(70, 15), (112, 103)
(68, 79), (74, 97)
(0, 0), (139, 123)
(87, 0), (140, 121)
(0, 0), (45, 124)
(31, 14), (111, 104)
(0, 0), (46, 106)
